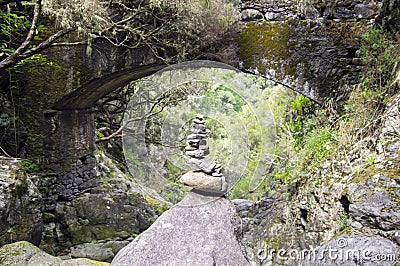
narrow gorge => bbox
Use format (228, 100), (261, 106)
(0, 0), (399, 265)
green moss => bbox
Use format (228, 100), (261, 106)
(238, 21), (292, 74)
(350, 159), (400, 203)
(145, 197), (169, 214)
(85, 259), (110, 265)
(93, 224), (123, 239)
(4, 40), (93, 167)
(351, 162), (399, 184)
(69, 222), (89, 244)
(69, 223), (124, 244)
(9, 171), (29, 198)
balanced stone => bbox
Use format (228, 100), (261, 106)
(189, 157), (213, 172)
(201, 162), (216, 174)
(193, 118), (205, 124)
(186, 150), (207, 158)
(187, 133), (207, 139)
(185, 146), (197, 151)
(188, 157), (203, 170)
(180, 171), (226, 193)
(188, 139), (200, 147)
(198, 139), (207, 149)
(196, 114), (204, 120)
(192, 123), (207, 133)
(212, 172), (223, 177)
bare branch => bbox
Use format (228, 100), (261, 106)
(0, 146), (17, 158)
(96, 112), (155, 143)
(21, 28), (73, 56)
(95, 90), (179, 144)
(51, 41), (87, 47)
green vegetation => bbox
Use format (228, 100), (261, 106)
(268, 91), (337, 186)
(1, 0), (238, 72)
(206, 84), (245, 112)
(338, 213), (349, 230)
(359, 27), (399, 96)
(271, 26), (399, 189)
(336, 26), (400, 151)
(21, 159), (39, 173)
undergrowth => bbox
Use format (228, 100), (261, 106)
(270, 26), (400, 190)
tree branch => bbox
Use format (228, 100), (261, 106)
(0, 0), (41, 71)
(95, 95), (174, 144)
(0, 0), (75, 71)
(51, 41), (87, 46)
(21, 28), (73, 57)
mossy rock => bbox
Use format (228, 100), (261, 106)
(0, 241), (110, 266)
(238, 21), (294, 76)
(0, 159), (43, 247)
(57, 258), (109, 266)
(145, 196), (170, 214)
(0, 241), (61, 266)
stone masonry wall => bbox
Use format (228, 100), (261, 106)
(238, 0), (384, 100)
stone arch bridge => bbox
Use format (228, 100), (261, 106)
(28, 0), (394, 169)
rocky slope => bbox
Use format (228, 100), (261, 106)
(234, 93), (400, 265)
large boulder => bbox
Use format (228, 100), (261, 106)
(0, 241), (60, 266)
(111, 190), (250, 265)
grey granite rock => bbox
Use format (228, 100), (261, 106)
(111, 191), (250, 266)
(0, 241), (61, 266)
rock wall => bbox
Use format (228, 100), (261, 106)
(0, 25), (165, 264)
(237, 0), (384, 100)
(378, 0), (400, 40)
(0, 153), (166, 262)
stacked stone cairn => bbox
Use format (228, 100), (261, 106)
(179, 114), (228, 194)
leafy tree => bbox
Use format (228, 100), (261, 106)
(0, 0), (239, 72)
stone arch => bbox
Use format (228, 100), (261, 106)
(51, 62), (234, 163)
(51, 60), (279, 167)
(54, 64), (166, 110)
